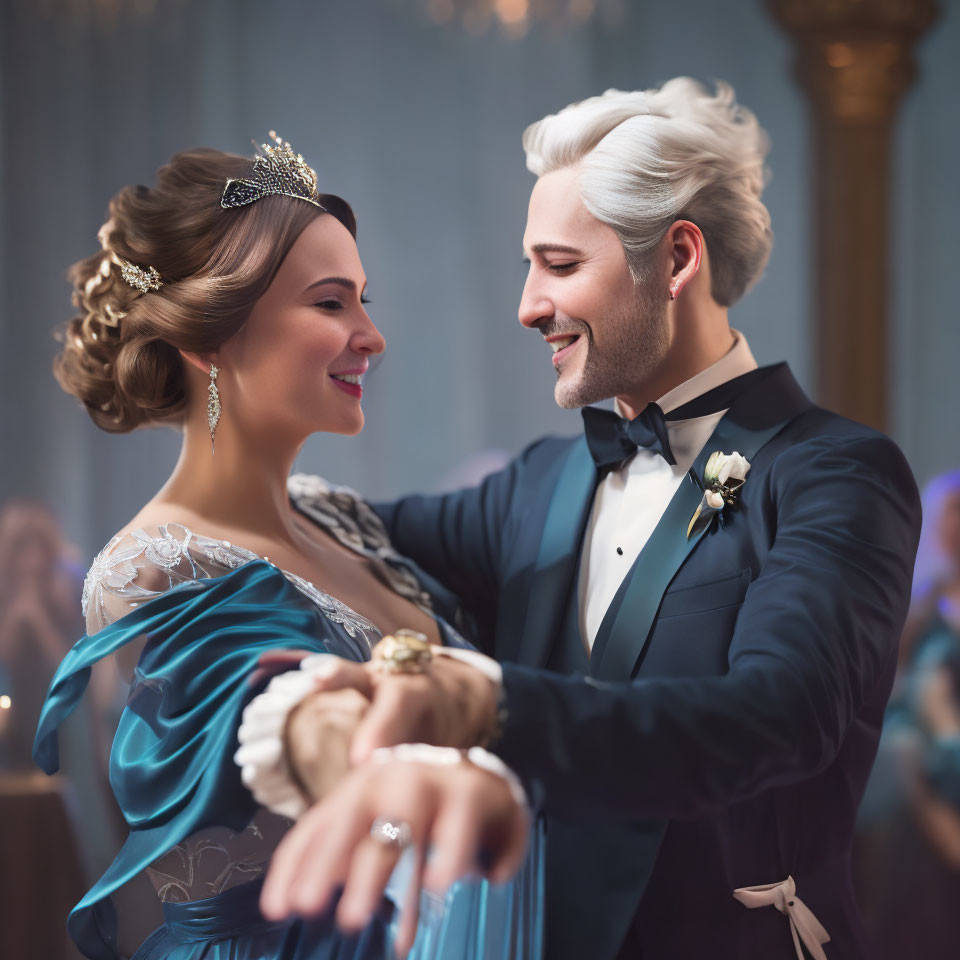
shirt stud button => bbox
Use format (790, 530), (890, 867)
(616, 546), (623, 555)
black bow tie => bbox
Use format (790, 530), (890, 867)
(580, 368), (768, 472)
(582, 403), (677, 469)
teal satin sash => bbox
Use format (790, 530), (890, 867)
(36, 562), (351, 957)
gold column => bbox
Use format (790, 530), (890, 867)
(768, 0), (938, 432)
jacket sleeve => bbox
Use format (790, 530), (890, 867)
(372, 438), (552, 629)
(492, 434), (922, 821)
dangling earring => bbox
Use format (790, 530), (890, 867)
(207, 363), (222, 455)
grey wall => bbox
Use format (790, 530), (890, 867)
(891, 5), (960, 484)
(0, 0), (954, 559)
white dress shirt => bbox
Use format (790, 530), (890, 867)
(578, 330), (758, 651)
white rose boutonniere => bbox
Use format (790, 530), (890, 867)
(686, 451), (751, 539)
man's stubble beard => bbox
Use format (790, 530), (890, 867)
(554, 278), (670, 410)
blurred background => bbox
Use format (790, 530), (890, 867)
(1, 0), (958, 957)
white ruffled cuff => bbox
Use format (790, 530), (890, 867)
(370, 742), (528, 810)
(234, 653), (343, 819)
(432, 645), (503, 684)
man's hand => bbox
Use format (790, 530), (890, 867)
(287, 653), (499, 765)
(260, 753), (529, 956)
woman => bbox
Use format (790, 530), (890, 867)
(34, 135), (540, 960)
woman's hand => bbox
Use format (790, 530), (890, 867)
(285, 687), (369, 801)
(260, 752), (530, 956)
(239, 651), (371, 816)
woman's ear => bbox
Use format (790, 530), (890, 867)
(179, 350), (217, 375)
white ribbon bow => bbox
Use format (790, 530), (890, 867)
(732, 875), (830, 960)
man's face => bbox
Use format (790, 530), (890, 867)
(519, 167), (670, 409)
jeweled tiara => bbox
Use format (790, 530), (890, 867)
(221, 131), (325, 210)
(93, 133), (322, 309)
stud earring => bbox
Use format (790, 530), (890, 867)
(207, 363), (222, 454)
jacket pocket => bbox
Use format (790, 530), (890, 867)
(657, 567), (751, 619)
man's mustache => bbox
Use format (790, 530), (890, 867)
(537, 317), (589, 340)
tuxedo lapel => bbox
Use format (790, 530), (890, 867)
(515, 436), (597, 668)
(591, 364), (811, 681)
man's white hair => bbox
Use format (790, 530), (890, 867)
(522, 78), (773, 306)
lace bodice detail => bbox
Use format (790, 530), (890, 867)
(144, 810), (290, 903)
(81, 519), (381, 648)
(81, 473), (430, 643)
(81, 474), (436, 904)
(287, 473), (435, 614)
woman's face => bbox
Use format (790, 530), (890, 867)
(218, 214), (385, 444)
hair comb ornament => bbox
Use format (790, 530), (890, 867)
(221, 131), (325, 210)
(113, 254), (163, 294)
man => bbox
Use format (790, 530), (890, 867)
(263, 78), (921, 959)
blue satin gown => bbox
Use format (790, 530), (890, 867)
(34, 559), (544, 960)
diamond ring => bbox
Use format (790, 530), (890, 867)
(370, 817), (413, 850)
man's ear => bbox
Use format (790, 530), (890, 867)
(179, 350), (217, 375)
(667, 220), (704, 300)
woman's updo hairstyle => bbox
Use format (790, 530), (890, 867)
(56, 148), (356, 432)
(522, 77), (773, 306)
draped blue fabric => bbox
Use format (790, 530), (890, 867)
(129, 879), (392, 960)
(34, 560), (543, 960)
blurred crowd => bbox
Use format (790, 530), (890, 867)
(0, 502), (85, 769)
(3, 470), (960, 959)
(0, 501), (121, 958)
(855, 470), (960, 958)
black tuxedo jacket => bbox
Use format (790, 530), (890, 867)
(374, 364), (921, 959)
